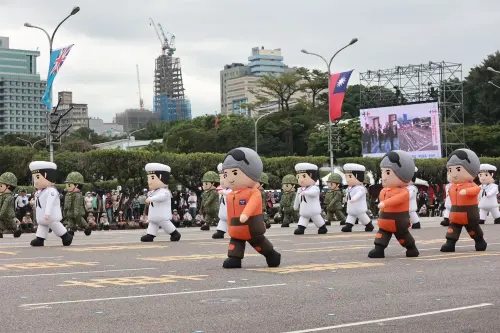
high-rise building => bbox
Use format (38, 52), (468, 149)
(88, 117), (123, 137)
(0, 36), (48, 136)
(248, 46), (285, 76)
(115, 108), (160, 132)
(55, 91), (89, 137)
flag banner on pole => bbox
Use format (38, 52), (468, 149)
(42, 44), (74, 109)
(329, 70), (353, 122)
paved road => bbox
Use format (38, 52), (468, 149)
(1, 217), (499, 333)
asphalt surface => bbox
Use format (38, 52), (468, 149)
(1, 217), (499, 333)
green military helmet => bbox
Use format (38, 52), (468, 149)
(327, 173), (342, 184)
(0, 172), (17, 187)
(282, 174), (298, 185)
(202, 171), (219, 183)
(259, 172), (269, 185)
(363, 172), (371, 185)
(65, 171), (84, 184)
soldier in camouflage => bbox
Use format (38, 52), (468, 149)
(258, 172), (272, 229)
(279, 174), (298, 227)
(64, 172), (92, 236)
(200, 171), (220, 231)
(0, 172), (22, 238)
(325, 173), (346, 225)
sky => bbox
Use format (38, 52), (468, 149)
(1, 0), (499, 122)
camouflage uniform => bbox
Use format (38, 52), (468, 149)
(0, 172), (20, 237)
(64, 172), (92, 236)
(279, 174), (298, 227)
(325, 173), (346, 225)
(259, 172), (272, 229)
(364, 173), (374, 218)
(200, 171), (220, 230)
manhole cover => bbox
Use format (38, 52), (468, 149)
(200, 298), (239, 304)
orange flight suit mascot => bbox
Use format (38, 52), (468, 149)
(440, 149), (487, 252)
(368, 150), (419, 258)
(221, 147), (281, 269)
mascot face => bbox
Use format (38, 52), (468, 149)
(478, 171), (495, 185)
(296, 172), (315, 187)
(147, 173), (166, 190)
(447, 165), (474, 184)
(224, 168), (256, 190)
(381, 168), (407, 188)
(282, 183), (295, 192)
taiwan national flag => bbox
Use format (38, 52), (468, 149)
(329, 70), (354, 122)
(42, 44), (74, 109)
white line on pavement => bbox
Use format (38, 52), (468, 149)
(0, 256), (64, 261)
(280, 303), (494, 333)
(19, 283), (287, 307)
(0, 267), (158, 278)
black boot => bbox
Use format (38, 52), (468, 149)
(265, 249), (281, 267)
(478, 219), (485, 225)
(169, 230), (181, 241)
(494, 218), (500, 224)
(294, 225), (306, 235)
(355, 219), (359, 224)
(341, 223), (353, 232)
(0, 233), (3, 238)
(223, 257), (242, 269)
(13, 230), (22, 238)
(281, 223), (290, 228)
(68, 229), (75, 236)
(368, 245), (385, 258)
(339, 219), (346, 225)
(103, 225), (110, 230)
(141, 234), (155, 242)
(406, 245), (420, 257)
(265, 223), (271, 229)
(200, 224), (210, 231)
(61, 232), (73, 246)
(212, 230), (225, 239)
(318, 225), (328, 234)
(84, 227), (92, 236)
(365, 222), (374, 232)
(411, 222), (421, 229)
(440, 218), (450, 226)
(440, 239), (456, 252)
(325, 221), (331, 226)
(30, 237), (45, 247)
(475, 238), (487, 251)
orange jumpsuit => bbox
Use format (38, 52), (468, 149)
(446, 182), (483, 241)
(226, 187), (274, 259)
(375, 187), (415, 249)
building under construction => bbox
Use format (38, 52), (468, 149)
(150, 18), (192, 122)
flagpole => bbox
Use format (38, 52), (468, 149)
(301, 38), (358, 170)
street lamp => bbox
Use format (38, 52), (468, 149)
(488, 81), (500, 89)
(16, 137), (45, 148)
(24, 6), (80, 163)
(254, 110), (279, 154)
(301, 38), (358, 170)
(127, 128), (146, 149)
(487, 67), (500, 74)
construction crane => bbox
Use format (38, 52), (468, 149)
(136, 64), (144, 111)
(149, 18), (176, 56)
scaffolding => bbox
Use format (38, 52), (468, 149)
(359, 61), (465, 157)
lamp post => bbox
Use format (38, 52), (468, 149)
(301, 38), (358, 170)
(487, 67), (500, 74)
(16, 137), (45, 148)
(24, 6), (80, 163)
(127, 128), (146, 150)
(488, 81), (500, 89)
(254, 110), (279, 154)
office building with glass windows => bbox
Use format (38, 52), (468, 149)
(0, 36), (48, 136)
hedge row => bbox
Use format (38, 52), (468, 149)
(2, 147), (500, 189)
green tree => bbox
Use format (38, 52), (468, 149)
(296, 67), (328, 109)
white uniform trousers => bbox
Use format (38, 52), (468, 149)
(480, 208), (500, 220)
(443, 209), (450, 219)
(410, 211), (420, 224)
(216, 219), (228, 233)
(147, 220), (176, 236)
(298, 214), (325, 228)
(346, 213), (370, 225)
(36, 221), (67, 239)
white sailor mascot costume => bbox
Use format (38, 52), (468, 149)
(478, 164), (500, 225)
(440, 173), (452, 226)
(293, 163), (328, 235)
(212, 163), (231, 239)
(341, 163), (374, 232)
(407, 167), (421, 229)
(140, 163), (181, 242)
(29, 161), (73, 247)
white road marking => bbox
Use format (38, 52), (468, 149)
(0, 267), (158, 278)
(19, 283), (287, 307)
(280, 303), (493, 332)
(0, 256), (64, 261)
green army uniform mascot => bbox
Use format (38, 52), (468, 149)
(200, 171), (220, 231)
(325, 173), (346, 226)
(64, 172), (92, 236)
(0, 172), (22, 238)
(278, 174), (298, 227)
(258, 172), (272, 229)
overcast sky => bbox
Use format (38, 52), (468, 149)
(1, 0), (499, 122)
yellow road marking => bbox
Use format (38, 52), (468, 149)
(304, 234), (375, 239)
(0, 251), (16, 255)
(283, 245), (372, 253)
(63, 245), (169, 252)
(138, 254), (259, 262)
(189, 242), (227, 246)
(58, 274), (208, 288)
(247, 262), (384, 274)
(402, 252), (500, 261)
(0, 261), (97, 271)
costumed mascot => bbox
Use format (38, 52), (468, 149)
(440, 173), (452, 226)
(221, 147), (281, 269)
(342, 163), (374, 232)
(324, 173), (346, 226)
(200, 171), (220, 231)
(440, 149), (487, 252)
(0, 172), (22, 238)
(258, 172), (272, 229)
(407, 167), (421, 229)
(478, 164), (500, 225)
(140, 163), (181, 242)
(368, 150), (419, 258)
(64, 172), (92, 236)
(279, 174), (298, 228)
(29, 161), (73, 247)
(293, 163), (328, 235)
(213, 163), (231, 239)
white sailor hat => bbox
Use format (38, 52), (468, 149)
(29, 161), (57, 174)
(145, 163), (171, 174)
(295, 163), (318, 173)
(343, 163), (366, 173)
(217, 163), (223, 173)
(479, 164), (497, 172)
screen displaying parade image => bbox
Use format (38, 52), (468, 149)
(359, 102), (442, 158)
